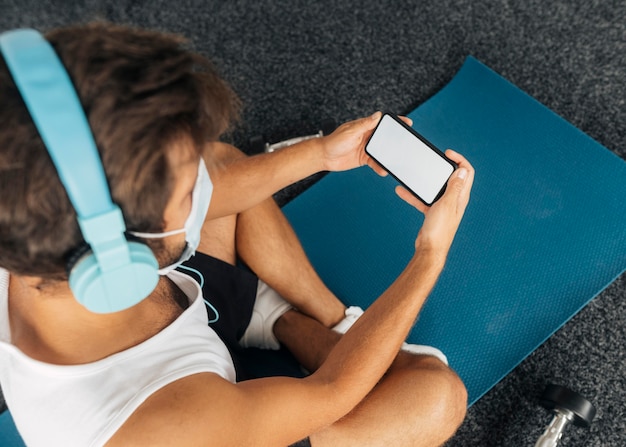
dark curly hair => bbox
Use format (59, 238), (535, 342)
(0, 22), (239, 279)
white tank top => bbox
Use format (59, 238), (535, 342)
(0, 269), (236, 447)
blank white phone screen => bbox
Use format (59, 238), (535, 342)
(367, 115), (454, 204)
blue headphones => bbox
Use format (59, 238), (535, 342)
(0, 29), (159, 313)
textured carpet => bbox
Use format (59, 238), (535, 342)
(1, 1), (624, 445)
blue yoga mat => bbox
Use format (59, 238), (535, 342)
(1, 57), (624, 442)
(283, 56), (626, 405)
(0, 411), (24, 447)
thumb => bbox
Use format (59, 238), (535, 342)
(451, 167), (468, 185)
(362, 111), (382, 129)
(445, 167), (470, 210)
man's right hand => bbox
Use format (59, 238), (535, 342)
(395, 149), (474, 257)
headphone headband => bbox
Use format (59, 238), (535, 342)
(0, 29), (129, 263)
(0, 29), (159, 312)
(1, 30), (116, 218)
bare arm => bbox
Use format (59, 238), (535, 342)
(108, 248), (447, 447)
(110, 152), (474, 447)
(204, 113), (386, 220)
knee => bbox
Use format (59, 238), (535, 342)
(405, 356), (468, 441)
(430, 364), (468, 437)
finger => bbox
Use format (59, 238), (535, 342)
(398, 115), (413, 127)
(352, 111), (382, 142)
(444, 149), (475, 186)
(445, 149), (473, 173)
(361, 111), (382, 129)
(395, 185), (429, 214)
(441, 167), (472, 212)
(331, 111), (380, 137)
(367, 158), (388, 176)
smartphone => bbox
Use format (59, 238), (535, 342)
(365, 113), (457, 206)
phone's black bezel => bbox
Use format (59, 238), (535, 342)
(364, 113), (458, 206)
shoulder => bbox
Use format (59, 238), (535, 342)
(204, 141), (247, 165)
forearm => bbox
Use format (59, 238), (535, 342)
(206, 139), (325, 219)
(205, 113), (383, 219)
(309, 245), (446, 414)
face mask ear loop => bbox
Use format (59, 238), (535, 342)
(129, 228), (186, 239)
(205, 300), (220, 324)
(177, 264), (219, 324)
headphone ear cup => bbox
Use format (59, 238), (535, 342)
(66, 243), (92, 274)
(69, 241), (159, 313)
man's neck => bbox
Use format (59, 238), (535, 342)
(7, 275), (186, 365)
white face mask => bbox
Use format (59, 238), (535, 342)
(130, 158), (212, 275)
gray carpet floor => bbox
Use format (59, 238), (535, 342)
(1, 1), (624, 445)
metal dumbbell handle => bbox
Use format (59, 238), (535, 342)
(535, 408), (575, 447)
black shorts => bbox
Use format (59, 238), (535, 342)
(180, 252), (305, 381)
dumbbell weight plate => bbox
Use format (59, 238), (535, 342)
(539, 384), (596, 427)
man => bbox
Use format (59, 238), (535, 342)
(0, 22), (473, 446)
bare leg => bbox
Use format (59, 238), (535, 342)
(200, 144), (467, 445)
(275, 311), (468, 447)
(207, 142), (345, 328)
(236, 195), (346, 328)
(196, 144), (242, 265)
(198, 212), (237, 265)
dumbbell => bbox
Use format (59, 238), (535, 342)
(535, 384), (596, 447)
(249, 119), (337, 153)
